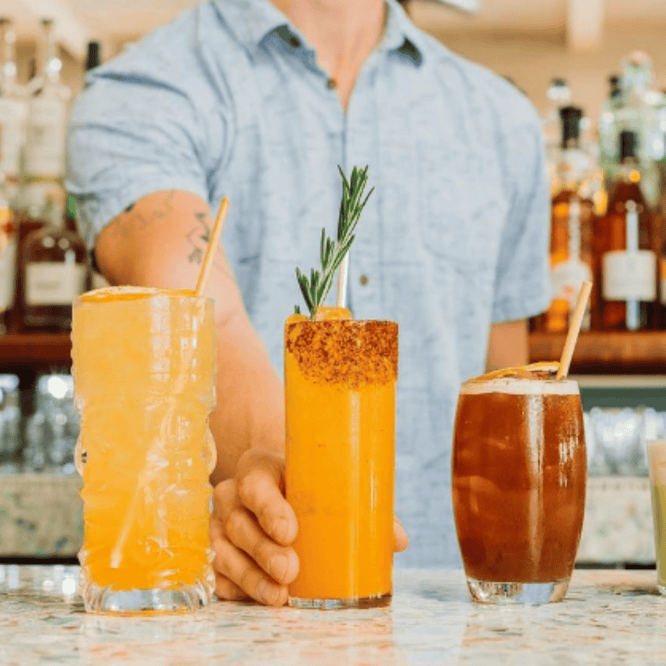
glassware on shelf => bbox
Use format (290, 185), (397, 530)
(586, 406), (661, 477)
(0, 374), (20, 472)
(22, 373), (78, 474)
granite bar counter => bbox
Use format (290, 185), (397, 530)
(1, 566), (664, 665)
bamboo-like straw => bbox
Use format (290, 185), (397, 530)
(196, 196), (230, 297)
(336, 254), (350, 309)
(556, 280), (592, 381)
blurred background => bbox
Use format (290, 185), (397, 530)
(1, 0), (666, 569)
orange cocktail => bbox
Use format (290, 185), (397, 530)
(72, 286), (217, 614)
(285, 308), (398, 608)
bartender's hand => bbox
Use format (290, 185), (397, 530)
(210, 449), (298, 606)
(210, 448), (409, 606)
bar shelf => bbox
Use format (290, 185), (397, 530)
(0, 333), (72, 368)
(529, 331), (666, 374)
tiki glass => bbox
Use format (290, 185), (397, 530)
(72, 286), (217, 614)
(452, 365), (586, 604)
(285, 308), (398, 609)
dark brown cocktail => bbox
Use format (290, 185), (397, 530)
(452, 363), (586, 604)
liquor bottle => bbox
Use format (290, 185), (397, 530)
(542, 78), (572, 192)
(599, 52), (663, 209)
(21, 194), (89, 331)
(598, 130), (657, 331)
(0, 18), (28, 195)
(542, 106), (595, 333)
(0, 168), (16, 334)
(543, 79), (571, 152)
(23, 18), (72, 222)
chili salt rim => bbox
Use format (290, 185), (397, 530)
(285, 319), (398, 388)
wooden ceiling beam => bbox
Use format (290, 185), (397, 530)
(566, 0), (605, 52)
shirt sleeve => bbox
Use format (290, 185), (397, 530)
(491, 107), (552, 323)
(65, 59), (221, 251)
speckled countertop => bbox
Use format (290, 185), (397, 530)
(1, 566), (665, 665)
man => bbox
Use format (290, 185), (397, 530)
(66, 0), (550, 606)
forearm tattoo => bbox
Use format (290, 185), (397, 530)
(115, 190), (228, 276)
(116, 190), (176, 236)
(186, 211), (211, 265)
(185, 210), (230, 278)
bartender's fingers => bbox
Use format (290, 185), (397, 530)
(394, 516), (409, 552)
(212, 572), (249, 602)
(236, 449), (298, 546)
(210, 490), (287, 605)
(225, 505), (299, 584)
(212, 526), (288, 606)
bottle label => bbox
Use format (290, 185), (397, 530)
(0, 226), (17, 313)
(602, 250), (656, 301)
(26, 97), (67, 179)
(25, 262), (86, 306)
(551, 258), (593, 307)
(550, 258), (592, 332)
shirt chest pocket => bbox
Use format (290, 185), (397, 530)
(416, 140), (505, 272)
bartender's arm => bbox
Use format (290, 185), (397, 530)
(95, 189), (284, 483)
(485, 319), (529, 371)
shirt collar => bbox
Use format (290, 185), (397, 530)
(213, 0), (424, 66)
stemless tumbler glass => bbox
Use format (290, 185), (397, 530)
(452, 364), (587, 604)
(285, 308), (398, 608)
(72, 286), (217, 614)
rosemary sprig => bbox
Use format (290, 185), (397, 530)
(295, 165), (374, 319)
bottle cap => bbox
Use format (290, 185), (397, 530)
(559, 106), (582, 146)
(619, 130), (638, 161)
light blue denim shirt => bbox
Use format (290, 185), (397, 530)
(66, 0), (551, 567)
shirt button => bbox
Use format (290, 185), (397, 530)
(326, 78), (337, 90)
(359, 275), (369, 286)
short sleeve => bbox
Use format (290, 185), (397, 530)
(65, 59), (220, 251)
(491, 112), (551, 323)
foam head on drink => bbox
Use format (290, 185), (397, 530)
(72, 286), (217, 613)
(453, 363), (586, 588)
(285, 306), (398, 607)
